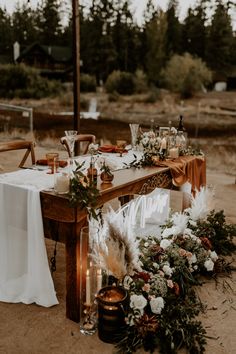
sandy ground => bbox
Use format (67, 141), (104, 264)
(0, 149), (235, 353)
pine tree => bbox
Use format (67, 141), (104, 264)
(205, 0), (234, 74)
(36, 0), (63, 45)
(165, 0), (182, 57)
(145, 9), (168, 85)
(0, 7), (12, 54)
(182, 2), (207, 60)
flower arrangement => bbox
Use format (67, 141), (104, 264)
(137, 130), (161, 155)
(91, 187), (236, 353)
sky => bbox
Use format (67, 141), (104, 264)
(0, 0), (235, 28)
(0, 0), (199, 24)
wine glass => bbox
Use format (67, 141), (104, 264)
(65, 130), (77, 158)
(129, 124), (139, 150)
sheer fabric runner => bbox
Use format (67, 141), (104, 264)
(0, 170), (58, 307)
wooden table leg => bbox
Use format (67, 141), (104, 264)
(65, 223), (81, 322)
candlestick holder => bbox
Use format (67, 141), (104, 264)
(80, 302), (97, 335)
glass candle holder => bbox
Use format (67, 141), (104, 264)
(96, 286), (129, 343)
(129, 123), (139, 150)
(79, 226), (98, 335)
(54, 171), (70, 194)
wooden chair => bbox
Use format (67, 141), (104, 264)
(60, 134), (96, 157)
(0, 140), (36, 168)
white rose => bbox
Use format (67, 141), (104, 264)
(210, 251), (218, 262)
(160, 239), (172, 250)
(162, 265), (173, 277)
(204, 258), (214, 272)
(184, 228), (193, 236)
(142, 137), (149, 145)
(130, 294), (147, 314)
(150, 297), (165, 314)
(189, 254), (197, 264)
(189, 219), (197, 227)
(162, 227), (174, 238)
(123, 275), (133, 290)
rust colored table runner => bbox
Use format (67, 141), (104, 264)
(152, 155), (206, 194)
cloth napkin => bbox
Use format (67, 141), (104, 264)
(99, 145), (128, 153)
(36, 159), (68, 168)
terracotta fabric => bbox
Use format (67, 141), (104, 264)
(98, 145), (128, 154)
(152, 155), (206, 194)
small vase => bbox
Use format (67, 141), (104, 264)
(87, 163), (98, 184)
(100, 171), (114, 184)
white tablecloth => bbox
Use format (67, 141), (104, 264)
(0, 169), (58, 307)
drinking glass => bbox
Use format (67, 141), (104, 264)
(129, 124), (139, 150)
(46, 152), (59, 174)
(65, 130), (77, 158)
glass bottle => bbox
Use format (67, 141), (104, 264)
(87, 159), (98, 184)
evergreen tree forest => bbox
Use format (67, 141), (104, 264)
(0, 0), (235, 86)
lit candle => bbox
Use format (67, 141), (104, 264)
(161, 137), (167, 150)
(86, 269), (91, 305)
(97, 268), (102, 293)
(54, 172), (70, 194)
(169, 147), (179, 159)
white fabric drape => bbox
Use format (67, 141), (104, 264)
(0, 170), (58, 307)
(117, 188), (170, 239)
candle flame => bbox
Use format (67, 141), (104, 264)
(86, 269), (90, 276)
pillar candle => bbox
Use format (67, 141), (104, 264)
(169, 147), (179, 159)
(161, 137), (167, 150)
(97, 268), (102, 293)
(54, 173), (70, 194)
(86, 269), (91, 305)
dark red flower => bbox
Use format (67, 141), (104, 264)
(136, 271), (151, 283)
(136, 314), (159, 337)
(200, 237), (212, 250)
(173, 282), (180, 296)
(150, 245), (165, 261)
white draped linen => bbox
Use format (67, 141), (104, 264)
(0, 169), (58, 307)
(117, 188), (170, 239)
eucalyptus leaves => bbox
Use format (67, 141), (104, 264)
(69, 161), (100, 220)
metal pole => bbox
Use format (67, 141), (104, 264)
(72, 0), (80, 135)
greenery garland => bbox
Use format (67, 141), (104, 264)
(69, 161), (101, 220)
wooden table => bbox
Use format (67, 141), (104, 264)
(40, 161), (205, 322)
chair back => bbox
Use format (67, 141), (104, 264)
(60, 134), (96, 157)
(0, 140), (36, 168)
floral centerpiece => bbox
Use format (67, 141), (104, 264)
(90, 188), (236, 353)
(138, 130), (162, 155)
